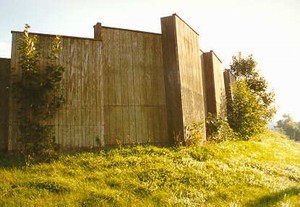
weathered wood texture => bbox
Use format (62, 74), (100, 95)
(199, 50), (207, 116)
(174, 15), (206, 129)
(161, 14), (206, 142)
(203, 51), (226, 116)
(223, 69), (236, 104)
(5, 15), (227, 151)
(161, 15), (184, 143)
(9, 32), (103, 150)
(0, 58), (10, 152)
(100, 27), (168, 146)
(8, 27), (169, 150)
(212, 53), (226, 115)
(203, 52), (216, 115)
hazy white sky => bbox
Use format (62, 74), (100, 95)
(1, 0), (300, 121)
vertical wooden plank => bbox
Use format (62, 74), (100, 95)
(129, 36), (137, 144)
(69, 37), (75, 148)
(62, 37), (68, 148)
(88, 39), (95, 147)
(120, 31), (132, 144)
(95, 40), (101, 147)
(138, 33), (147, 106)
(81, 39), (88, 148)
(93, 40), (102, 147)
(56, 36), (65, 147)
(60, 37), (70, 148)
(113, 30), (122, 106)
(8, 33), (20, 151)
(68, 37), (78, 148)
(153, 35), (168, 144)
(152, 35), (159, 144)
(131, 32), (140, 143)
(102, 29), (112, 145)
(142, 32), (150, 144)
(144, 33), (151, 105)
(112, 30), (124, 144)
(144, 34), (154, 143)
(89, 39), (98, 147)
(101, 28), (110, 108)
(77, 38), (83, 148)
(0, 58), (10, 152)
(86, 39), (93, 147)
(108, 29), (117, 145)
(108, 30), (116, 106)
(102, 31), (110, 145)
(138, 32), (147, 144)
(98, 40), (105, 147)
(60, 37), (67, 148)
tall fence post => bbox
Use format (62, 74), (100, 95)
(0, 58), (10, 153)
(161, 14), (206, 144)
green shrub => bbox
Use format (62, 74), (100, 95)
(206, 113), (236, 143)
(184, 122), (205, 146)
(227, 53), (276, 140)
(227, 81), (267, 140)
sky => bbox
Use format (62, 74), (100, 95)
(1, 0), (300, 122)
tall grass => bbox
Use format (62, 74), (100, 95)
(0, 130), (299, 206)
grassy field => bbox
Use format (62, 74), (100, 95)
(0, 130), (299, 206)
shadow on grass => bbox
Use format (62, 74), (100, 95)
(245, 187), (300, 207)
(0, 153), (25, 168)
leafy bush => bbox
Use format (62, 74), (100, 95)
(13, 24), (64, 161)
(276, 114), (300, 141)
(227, 81), (267, 139)
(206, 113), (236, 143)
(184, 122), (205, 146)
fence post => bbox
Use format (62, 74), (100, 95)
(0, 58), (10, 153)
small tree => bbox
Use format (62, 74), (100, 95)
(276, 114), (300, 141)
(13, 24), (64, 161)
(227, 53), (276, 139)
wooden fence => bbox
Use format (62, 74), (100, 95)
(4, 14), (227, 151)
(8, 27), (169, 150)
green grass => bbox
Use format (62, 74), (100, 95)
(0, 130), (299, 206)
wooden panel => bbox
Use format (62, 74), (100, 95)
(135, 32), (147, 144)
(9, 25), (170, 150)
(212, 53), (226, 115)
(120, 31), (133, 144)
(175, 15), (205, 126)
(102, 27), (169, 146)
(161, 15), (184, 143)
(161, 14), (206, 142)
(0, 58), (10, 152)
(9, 32), (103, 150)
(131, 32), (142, 106)
(223, 69), (235, 111)
(203, 52), (216, 115)
(203, 51), (226, 116)
(8, 33), (20, 151)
